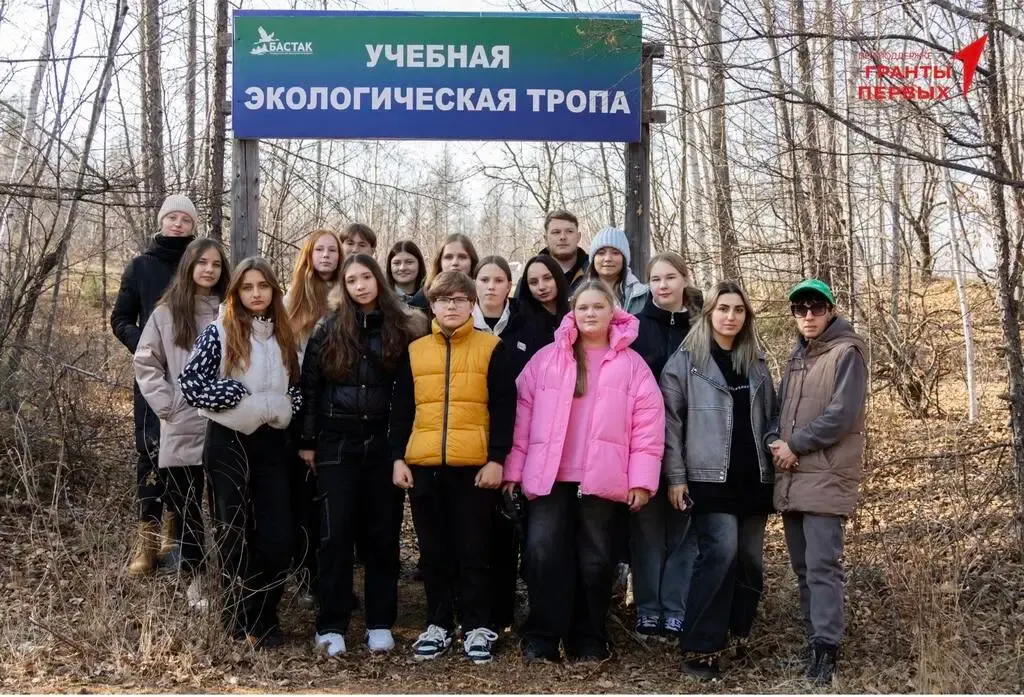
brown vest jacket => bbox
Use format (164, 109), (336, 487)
(774, 319), (867, 516)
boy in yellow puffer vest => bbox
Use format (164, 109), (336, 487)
(390, 270), (517, 665)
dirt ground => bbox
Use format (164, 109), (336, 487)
(1, 282), (1023, 693)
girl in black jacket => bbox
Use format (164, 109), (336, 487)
(514, 254), (571, 347)
(472, 255), (550, 633)
(298, 254), (428, 656)
(112, 194), (198, 575)
(628, 252), (704, 641)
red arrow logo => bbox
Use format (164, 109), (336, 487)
(952, 35), (987, 94)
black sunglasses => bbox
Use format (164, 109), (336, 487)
(790, 303), (829, 318)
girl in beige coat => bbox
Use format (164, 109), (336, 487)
(134, 239), (230, 581)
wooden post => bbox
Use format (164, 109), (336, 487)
(231, 138), (260, 265)
(624, 42), (665, 279)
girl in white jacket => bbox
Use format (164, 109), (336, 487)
(179, 257), (302, 650)
(133, 239), (229, 593)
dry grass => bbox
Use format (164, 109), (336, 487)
(1, 280), (1023, 693)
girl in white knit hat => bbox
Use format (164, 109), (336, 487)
(585, 227), (650, 315)
(112, 194), (199, 575)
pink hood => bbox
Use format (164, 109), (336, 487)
(504, 308), (665, 503)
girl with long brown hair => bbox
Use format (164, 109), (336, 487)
(179, 257), (302, 650)
(408, 233), (479, 313)
(298, 254), (427, 656)
(134, 238), (229, 603)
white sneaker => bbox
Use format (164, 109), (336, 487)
(186, 578), (209, 611)
(315, 632), (346, 656)
(366, 628), (395, 653)
(412, 624), (452, 660)
(463, 627), (499, 664)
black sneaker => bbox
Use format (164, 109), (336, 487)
(634, 614), (661, 638)
(412, 624), (452, 660)
(566, 642), (610, 663)
(522, 640), (561, 664)
(662, 616), (684, 639)
(682, 655), (721, 680)
(806, 642), (838, 685)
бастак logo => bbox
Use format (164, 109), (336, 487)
(856, 34), (987, 102)
(251, 26), (313, 56)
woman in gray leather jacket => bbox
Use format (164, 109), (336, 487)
(659, 280), (778, 679)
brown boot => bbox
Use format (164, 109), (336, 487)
(128, 521), (160, 576)
(157, 509), (179, 561)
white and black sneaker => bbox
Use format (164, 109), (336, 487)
(463, 627), (498, 664)
(412, 624), (452, 660)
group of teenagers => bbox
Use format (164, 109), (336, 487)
(112, 194), (868, 684)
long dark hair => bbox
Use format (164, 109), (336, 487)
(385, 240), (427, 292)
(516, 254), (570, 320)
(222, 257), (300, 384)
(159, 238), (230, 349)
(320, 254), (428, 381)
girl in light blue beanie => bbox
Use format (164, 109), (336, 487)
(585, 227), (649, 314)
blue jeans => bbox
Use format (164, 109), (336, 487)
(681, 512), (767, 653)
(629, 487), (697, 622)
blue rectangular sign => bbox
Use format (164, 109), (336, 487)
(231, 10), (643, 142)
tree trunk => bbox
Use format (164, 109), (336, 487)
(666, 0), (690, 266)
(184, 0), (198, 201)
(141, 0), (166, 213)
(764, 0), (814, 279)
(792, 0), (843, 287)
(703, 0), (739, 280)
(208, 0), (229, 240)
(982, 13), (1024, 549)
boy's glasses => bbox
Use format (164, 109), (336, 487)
(433, 296), (472, 308)
(791, 303), (829, 318)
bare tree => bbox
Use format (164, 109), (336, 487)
(5, 0), (129, 380)
(702, 0), (739, 279)
(208, 0), (228, 240)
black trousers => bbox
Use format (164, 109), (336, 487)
(204, 422), (292, 635)
(408, 465), (494, 633)
(315, 445), (403, 634)
(489, 502), (519, 630)
(161, 465), (206, 573)
(133, 383), (164, 524)
(288, 456), (319, 587)
(522, 482), (622, 655)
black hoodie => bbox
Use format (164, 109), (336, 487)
(111, 234), (195, 354)
(631, 290), (702, 380)
(535, 246), (589, 292)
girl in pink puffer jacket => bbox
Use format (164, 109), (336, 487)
(503, 280), (665, 663)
